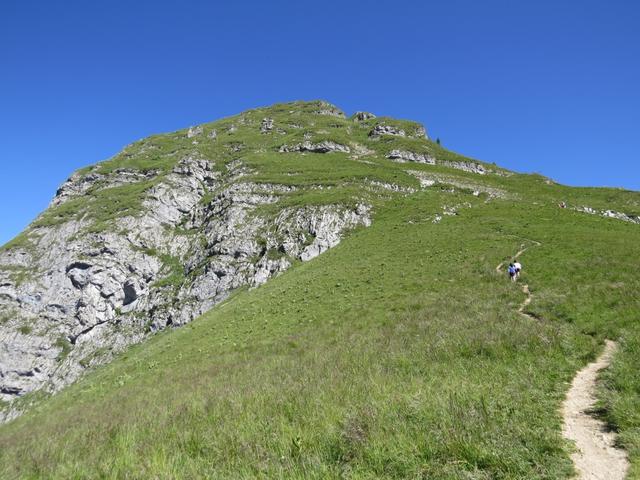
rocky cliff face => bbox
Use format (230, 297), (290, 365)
(0, 100), (497, 419)
(0, 160), (369, 408)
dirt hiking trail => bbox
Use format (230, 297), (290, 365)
(498, 242), (629, 479)
(562, 340), (629, 480)
(496, 240), (540, 320)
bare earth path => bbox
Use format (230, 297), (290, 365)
(495, 240), (541, 319)
(497, 242), (629, 479)
(561, 340), (629, 480)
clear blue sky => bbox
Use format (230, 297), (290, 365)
(1, 0), (639, 245)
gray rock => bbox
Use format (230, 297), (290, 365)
(386, 150), (435, 165)
(0, 153), (371, 415)
(602, 210), (640, 223)
(353, 111), (376, 121)
(261, 118), (274, 133)
(367, 181), (416, 194)
(312, 101), (345, 118)
(415, 126), (428, 139)
(275, 204), (371, 261)
(576, 206), (640, 224)
(279, 141), (350, 154)
(369, 124), (406, 137)
(442, 161), (488, 175)
(187, 126), (203, 138)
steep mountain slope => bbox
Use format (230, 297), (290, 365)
(0, 101), (639, 478)
(0, 101), (427, 405)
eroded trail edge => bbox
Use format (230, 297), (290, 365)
(562, 340), (629, 480)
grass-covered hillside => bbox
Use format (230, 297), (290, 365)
(0, 101), (639, 478)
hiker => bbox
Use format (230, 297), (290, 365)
(508, 263), (517, 282)
(514, 260), (522, 278)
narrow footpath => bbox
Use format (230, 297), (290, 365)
(497, 241), (629, 479)
(495, 240), (540, 321)
(561, 341), (629, 480)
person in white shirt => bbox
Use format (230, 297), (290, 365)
(514, 261), (522, 278)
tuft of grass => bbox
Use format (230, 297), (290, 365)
(152, 254), (186, 289)
(0, 310), (13, 325)
(55, 337), (72, 361)
(17, 325), (32, 335)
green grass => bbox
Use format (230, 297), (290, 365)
(1, 100), (639, 478)
(1, 184), (639, 478)
(55, 336), (72, 362)
(0, 231), (37, 251)
(0, 265), (34, 286)
(152, 253), (187, 289)
(17, 325), (32, 335)
(0, 310), (13, 325)
(33, 179), (160, 231)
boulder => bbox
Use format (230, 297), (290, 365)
(261, 118), (274, 133)
(187, 126), (203, 138)
(353, 111), (376, 121)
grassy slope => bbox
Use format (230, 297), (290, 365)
(1, 178), (639, 478)
(1, 101), (639, 478)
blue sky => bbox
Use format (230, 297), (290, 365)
(1, 0), (639, 245)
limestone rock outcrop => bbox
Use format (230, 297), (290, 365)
(386, 149), (435, 164)
(353, 111), (376, 121)
(369, 124), (406, 138)
(0, 154), (369, 414)
(279, 141), (350, 154)
(442, 161), (487, 175)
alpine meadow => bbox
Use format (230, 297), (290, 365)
(0, 101), (638, 479)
